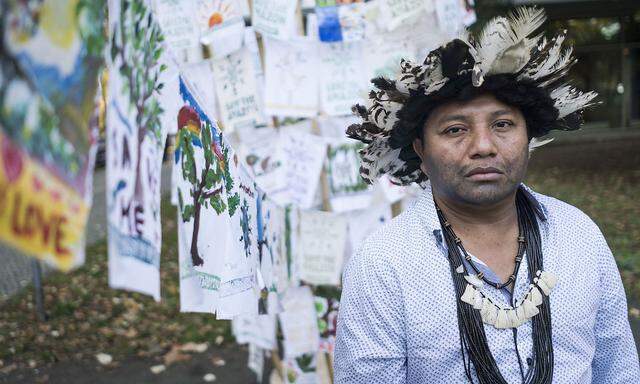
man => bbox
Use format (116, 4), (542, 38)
(335, 7), (639, 383)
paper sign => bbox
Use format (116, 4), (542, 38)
(314, 295), (340, 354)
(232, 313), (277, 350)
(198, 0), (246, 58)
(211, 48), (265, 132)
(326, 139), (372, 212)
(317, 116), (359, 138)
(378, 0), (426, 31)
(252, 0), (297, 40)
(299, 211), (347, 286)
(347, 203), (392, 252)
(283, 353), (318, 383)
(278, 286), (320, 358)
(248, 343), (265, 380)
(278, 128), (327, 209)
(319, 42), (366, 116)
(264, 38), (319, 118)
(154, 0), (201, 61)
(435, 0), (464, 37)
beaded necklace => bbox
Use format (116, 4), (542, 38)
(436, 188), (555, 384)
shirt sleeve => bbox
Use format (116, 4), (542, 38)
(591, 227), (640, 382)
(334, 242), (407, 384)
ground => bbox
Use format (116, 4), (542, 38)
(0, 138), (638, 383)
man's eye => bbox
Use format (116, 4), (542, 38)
(494, 120), (514, 129)
(444, 127), (465, 135)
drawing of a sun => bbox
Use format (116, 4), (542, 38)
(199, 0), (238, 31)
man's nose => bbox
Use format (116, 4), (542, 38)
(468, 126), (498, 158)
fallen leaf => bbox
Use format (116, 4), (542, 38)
(0, 363), (17, 374)
(95, 353), (113, 365)
(211, 357), (225, 367)
(163, 345), (191, 366)
(203, 373), (217, 382)
(629, 307), (640, 318)
(214, 336), (224, 345)
(150, 364), (166, 374)
(179, 342), (208, 353)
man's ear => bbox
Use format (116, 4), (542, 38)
(412, 138), (424, 162)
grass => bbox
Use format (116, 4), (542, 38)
(0, 198), (232, 370)
(526, 167), (640, 303)
(1, 143), (638, 372)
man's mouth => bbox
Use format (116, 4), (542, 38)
(465, 167), (504, 181)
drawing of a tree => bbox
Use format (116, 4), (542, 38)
(110, 0), (166, 235)
(176, 106), (239, 266)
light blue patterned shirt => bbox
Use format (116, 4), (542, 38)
(335, 183), (639, 383)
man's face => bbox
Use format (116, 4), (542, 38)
(412, 94), (529, 207)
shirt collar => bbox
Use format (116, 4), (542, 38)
(415, 181), (549, 239)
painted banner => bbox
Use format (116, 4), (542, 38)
(0, 0), (104, 270)
(107, 0), (177, 301)
(175, 77), (237, 312)
(326, 138), (372, 212)
(378, 0), (426, 31)
(251, 0), (297, 40)
(211, 48), (265, 132)
(278, 286), (320, 359)
(319, 42), (366, 116)
(298, 210), (347, 286)
(314, 295), (340, 354)
(264, 37), (319, 118)
(198, 0), (246, 58)
(154, 0), (201, 61)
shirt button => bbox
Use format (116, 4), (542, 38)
(526, 358), (533, 366)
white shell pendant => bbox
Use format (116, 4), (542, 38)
(540, 271), (558, 290)
(464, 274), (484, 288)
(459, 270), (558, 329)
(461, 284), (476, 305)
(495, 309), (509, 329)
(473, 289), (484, 310)
(529, 286), (543, 306)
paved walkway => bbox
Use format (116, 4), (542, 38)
(0, 163), (172, 300)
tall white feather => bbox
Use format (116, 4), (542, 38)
(471, 7), (546, 86)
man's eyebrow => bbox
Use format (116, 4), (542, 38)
(438, 114), (470, 124)
(489, 109), (514, 119)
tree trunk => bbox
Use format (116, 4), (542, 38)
(190, 199), (204, 266)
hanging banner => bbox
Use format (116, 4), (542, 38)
(218, 161), (260, 319)
(278, 286), (320, 359)
(0, 0), (104, 270)
(298, 210), (347, 286)
(251, 0), (297, 40)
(175, 78), (238, 312)
(326, 138), (372, 212)
(107, 0), (178, 301)
(198, 0), (246, 58)
(154, 0), (201, 61)
(319, 42), (366, 116)
(278, 128), (327, 209)
(378, 0), (426, 31)
(264, 38), (319, 118)
(211, 48), (265, 132)
(232, 313), (277, 350)
(314, 295), (340, 354)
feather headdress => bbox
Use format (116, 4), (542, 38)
(347, 7), (598, 186)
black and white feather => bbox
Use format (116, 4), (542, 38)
(348, 6), (598, 186)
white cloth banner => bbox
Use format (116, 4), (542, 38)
(299, 210), (347, 286)
(252, 0), (297, 40)
(264, 37), (319, 118)
(211, 48), (265, 133)
(278, 286), (320, 359)
(319, 42), (366, 116)
(107, 0), (177, 301)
